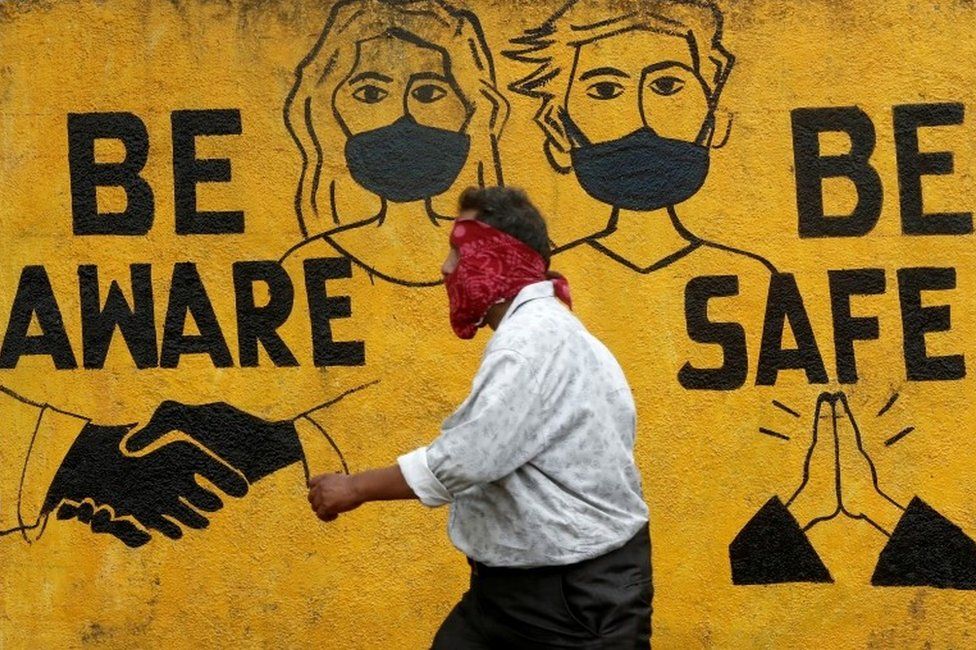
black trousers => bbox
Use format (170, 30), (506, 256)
(431, 525), (652, 649)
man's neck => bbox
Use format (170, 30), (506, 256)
(485, 300), (513, 331)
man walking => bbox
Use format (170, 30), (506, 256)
(307, 187), (651, 648)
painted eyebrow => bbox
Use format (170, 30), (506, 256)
(578, 66), (630, 81)
(408, 71), (450, 84)
(348, 71), (393, 85)
(642, 61), (696, 76)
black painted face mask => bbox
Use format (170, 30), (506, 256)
(344, 115), (471, 203)
(560, 110), (712, 211)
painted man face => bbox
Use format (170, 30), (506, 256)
(552, 28), (718, 212)
(565, 28), (712, 145)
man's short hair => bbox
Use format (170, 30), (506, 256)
(458, 187), (552, 264)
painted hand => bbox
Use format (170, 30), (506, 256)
(123, 401), (305, 483)
(833, 393), (905, 534)
(44, 423), (249, 547)
(307, 473), (363, 522)
(786, 392), (905, 534)
(785, 392), (841, 530)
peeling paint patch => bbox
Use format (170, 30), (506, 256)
(80, 622), (111, 644)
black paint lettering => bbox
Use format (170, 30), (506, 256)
(828, 269), (885, 384)
(233, 261), (298, 368)
(68, 112), (154, 236)
(303, 258), (365, 367)
(0, 266), (77, 369)
(160, 263), (232, 368)
(792, 107), (883, 238)
(172, 109), (244, 235)
(679, 275), (747, 390)
(757, 273), (828, 385)
(894, 103), (972, 236)
(898, 267), (965, 380)
(80, 264), (158, 369)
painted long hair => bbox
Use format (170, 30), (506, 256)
(285, 0), (509, 238)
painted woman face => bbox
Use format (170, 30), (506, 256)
(330, 34), (474, 204)
(333, 34), (470, 137)
(565, 29), (712, 145)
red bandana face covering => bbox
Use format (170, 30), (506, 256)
(445, 218), (572, 339)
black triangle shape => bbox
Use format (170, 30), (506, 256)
(730, 496), (833, 585)
(872, 497), (976, 589)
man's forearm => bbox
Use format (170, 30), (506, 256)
(351, 465), (417, 503)
(308, 463), (419, 521)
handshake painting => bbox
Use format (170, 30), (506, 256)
(0, 384), (367, 548)
(731, 391), (976, 590)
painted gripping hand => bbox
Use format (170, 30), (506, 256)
(281, 0), (509, 287)
(46, 422), (252, 548)
(4, 384), (368, 548)
(732, 391), (976, 589)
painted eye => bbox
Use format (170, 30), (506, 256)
(586, 81), (624, 100)
(411, 84), (447, 103)
(648, 76), (685, 96)
(352, 85), (389, 104)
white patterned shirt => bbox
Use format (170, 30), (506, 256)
(398, 281), (649, 568)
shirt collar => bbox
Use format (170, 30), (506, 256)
(497, 281), (555, 329)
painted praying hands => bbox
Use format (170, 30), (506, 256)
(785, 392), (905, 535)
(731, 391), (976, 589)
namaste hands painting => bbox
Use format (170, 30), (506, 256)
(731, 391), (976, 589)
(785, 392), (905, 536)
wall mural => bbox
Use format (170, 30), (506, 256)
(2, 0), (976, 646)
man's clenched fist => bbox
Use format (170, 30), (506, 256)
(307, 473), (364, 522)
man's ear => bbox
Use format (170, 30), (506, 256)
(709, 109), (734, 150)
(538, 102), (573, 173)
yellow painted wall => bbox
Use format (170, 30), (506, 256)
(2, 0), (976, 647)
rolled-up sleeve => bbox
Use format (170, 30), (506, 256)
(397, 446), (452, 507)
(421, 349), (547, 501)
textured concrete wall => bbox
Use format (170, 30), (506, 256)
(2, 0), (976, 647)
